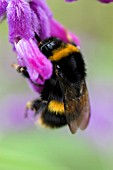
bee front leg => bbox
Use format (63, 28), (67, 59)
(12, 63), (30, 79)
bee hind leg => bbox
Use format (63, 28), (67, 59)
(25, 99), (47, 118)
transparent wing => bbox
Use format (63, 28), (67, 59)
(57, 74), (90, 134)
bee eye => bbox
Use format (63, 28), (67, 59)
(47, 43), (52, 50)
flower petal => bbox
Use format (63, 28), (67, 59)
(31, 9), (40, 36)
(98, 0), (113, 2)
(0, 0), (7, 22)
(50, 18), (80, 46)
(36, 7), (50, 40)
(30, 1), (51, 40)
(30, 0), (52, 18)
(15, 38), (52, 85)
(7, 0), (34, 43)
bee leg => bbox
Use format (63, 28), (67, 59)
(11, 63), (30, 79)
(25, 101), (36, 118)
(25, 99), (47, 118)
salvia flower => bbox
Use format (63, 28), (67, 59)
(0, 0), (80, 93)
(98, 0), (113, 2)
(65, 0), (113, 2)
(15, 38), (52, 85)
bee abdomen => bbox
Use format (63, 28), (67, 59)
(39, 110), (67, 128)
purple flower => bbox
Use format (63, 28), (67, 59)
(65, 0), (113, 2)
(7, 0), (34, 44)
(15, 38), (52, 85)
(50, 18), (80, 47)
(4, 0), (80, 45)
(0, 0), (112, 95)
(98, 0), (113, 2)
(29, 0), (52, 40)
(0, 0), (7, 21)
(0, 0), (80, 93)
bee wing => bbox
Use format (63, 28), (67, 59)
(78, 83), (90, 130)
(66, 82), (90, 134)
(57, 76), (90, 134)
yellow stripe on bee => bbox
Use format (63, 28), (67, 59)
(49, 44), (79, 61)
(48, 100), (65, 114)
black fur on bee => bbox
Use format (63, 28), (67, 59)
(13, 34), (90, 134)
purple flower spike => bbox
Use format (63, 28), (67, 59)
(7, 0), (34, 43)
(65, 0), (113, 2)
(15, 38), (52, 85)
(0, 0), (7, 21)
(98, 0), (113, 2)
(0, 0), (81, 93)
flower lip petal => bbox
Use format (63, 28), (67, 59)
(50, 19), (80, 46)
(15, 38), (52, 85)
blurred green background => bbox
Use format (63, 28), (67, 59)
(0, 1), (113, 170)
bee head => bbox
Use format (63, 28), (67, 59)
(38, 37), (64, 58)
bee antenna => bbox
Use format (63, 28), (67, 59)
(35, 33), (41, 43)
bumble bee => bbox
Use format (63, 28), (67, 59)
(13, 35), (90, 134)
